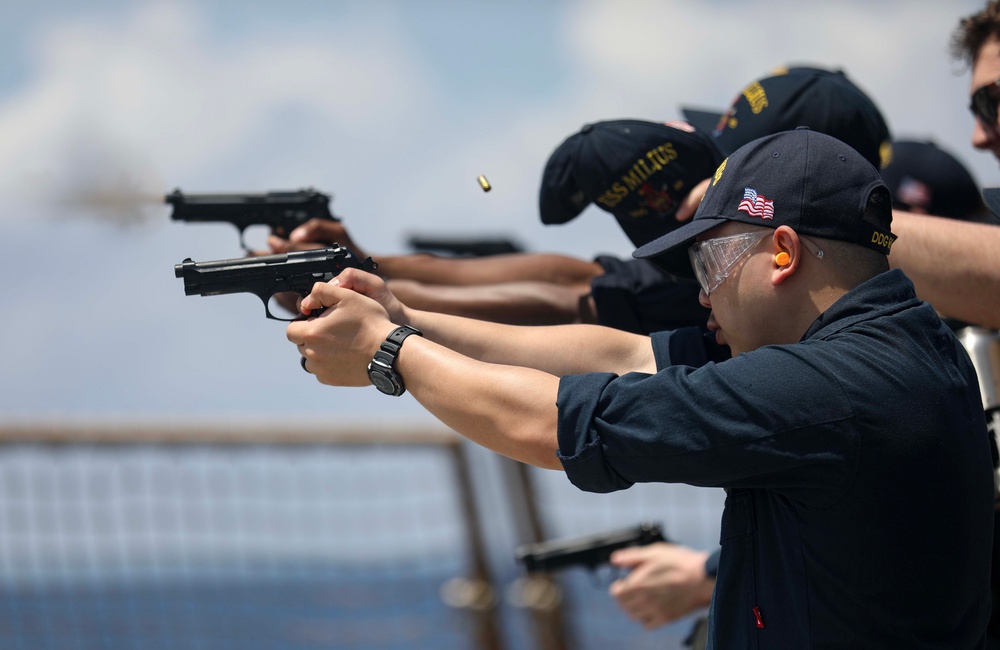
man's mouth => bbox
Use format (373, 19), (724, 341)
(706, 316), (725, 345)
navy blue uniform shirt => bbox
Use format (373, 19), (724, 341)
(556, 269), (993, 649)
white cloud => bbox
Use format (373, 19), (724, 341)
(0, 1), (435, 223)
(552, 0), (993, 183)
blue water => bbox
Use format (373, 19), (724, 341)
(0, 442), (722, 650)
(0, 563), (705, 650)
(0, 566), (468, 650)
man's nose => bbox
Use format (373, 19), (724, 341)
(698, 288), (711, 308)
(971, 115), (1000, 151)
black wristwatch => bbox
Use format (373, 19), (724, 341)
(367, 325), (423, 396)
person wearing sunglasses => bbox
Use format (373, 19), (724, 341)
(971, 74), (1000, 158)
(956, 1), (1000, 161)
(288, 128), (992, 648)
(861, 4), (1000, 335)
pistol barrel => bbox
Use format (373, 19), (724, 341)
(174, 246), (377, 320)
(166, 188), (338, 244)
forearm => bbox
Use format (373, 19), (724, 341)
(388, 279), (588, 325)
(400, 306), (657, 376)
(890, 211), (1000, 328)
(310, 268), (654, 375)
(274, 223), (602, 287)
(377, 253), (604, 287)
(396, 336), (564, 469)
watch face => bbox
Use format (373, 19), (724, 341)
(368, 367), (401, 396)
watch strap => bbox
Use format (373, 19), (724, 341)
(386, 324), (423, 347)
(370, 349), (395, 368)
(369, 325), (423, 396)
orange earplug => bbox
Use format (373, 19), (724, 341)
(775, 252), (791, 267)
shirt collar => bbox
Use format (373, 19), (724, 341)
(801, 269), (922, 342)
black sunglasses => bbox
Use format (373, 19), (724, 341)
(971, 78), (1000, 126)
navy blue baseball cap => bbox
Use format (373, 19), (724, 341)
(633, 128), (896, 278)
(681, 66), (892, 170)
(880, 139), (991, 222)
(539, 119), (726, 247)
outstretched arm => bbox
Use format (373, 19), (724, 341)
(327, 268), (656, 376)
(888, 210), (1000, 329)
(286, 282), (563, 469)
(376, 251), (604, 287)
(268, 218), (604, 287)
(385, 279), (594, 326)
(388, 280), (597, 325)
(395, 334), (563, 469)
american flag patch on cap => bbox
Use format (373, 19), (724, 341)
(737, 187), (774, 219)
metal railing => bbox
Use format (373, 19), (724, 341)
(0, 419), (721, 650)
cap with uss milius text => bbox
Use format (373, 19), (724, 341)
(681, 66), (893, 170)
(539, 119), (726, 248)
(633, 128), (896, 278)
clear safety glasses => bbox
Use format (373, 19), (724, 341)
(688, 230), (824, 295)
(688, 231), (770, 295)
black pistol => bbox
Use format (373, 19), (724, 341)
(515, 522), (668, 574)
(166, 188), (338, 250)
(174, 245), (377, 321)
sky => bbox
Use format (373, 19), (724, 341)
(0, 0), (991, 425)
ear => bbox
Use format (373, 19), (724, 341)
(771, 226), (800, 286)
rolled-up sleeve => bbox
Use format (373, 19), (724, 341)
(554, 342), (858, 499)
(651, 327), (731, 370)
(556, 327), (720, 493)
(556, 372), (627, 492)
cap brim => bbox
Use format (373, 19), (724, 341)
(680, 107), (724, 136)
(539, 199), (586, 225)
(632, 216), (728, 277)
(982, 188), (1000, 220)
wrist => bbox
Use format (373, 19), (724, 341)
(370, 322), (399, 355)
(367, 324), (423, 396)
(397, 304), (416, 327)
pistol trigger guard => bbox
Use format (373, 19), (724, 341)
(588, 565), (618, 589)
(262, 293), (297, 322)
(237, 228), (251, 252)
(608, 566), (627, 588)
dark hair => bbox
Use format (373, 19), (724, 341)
(952, 1), (1000, 66)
